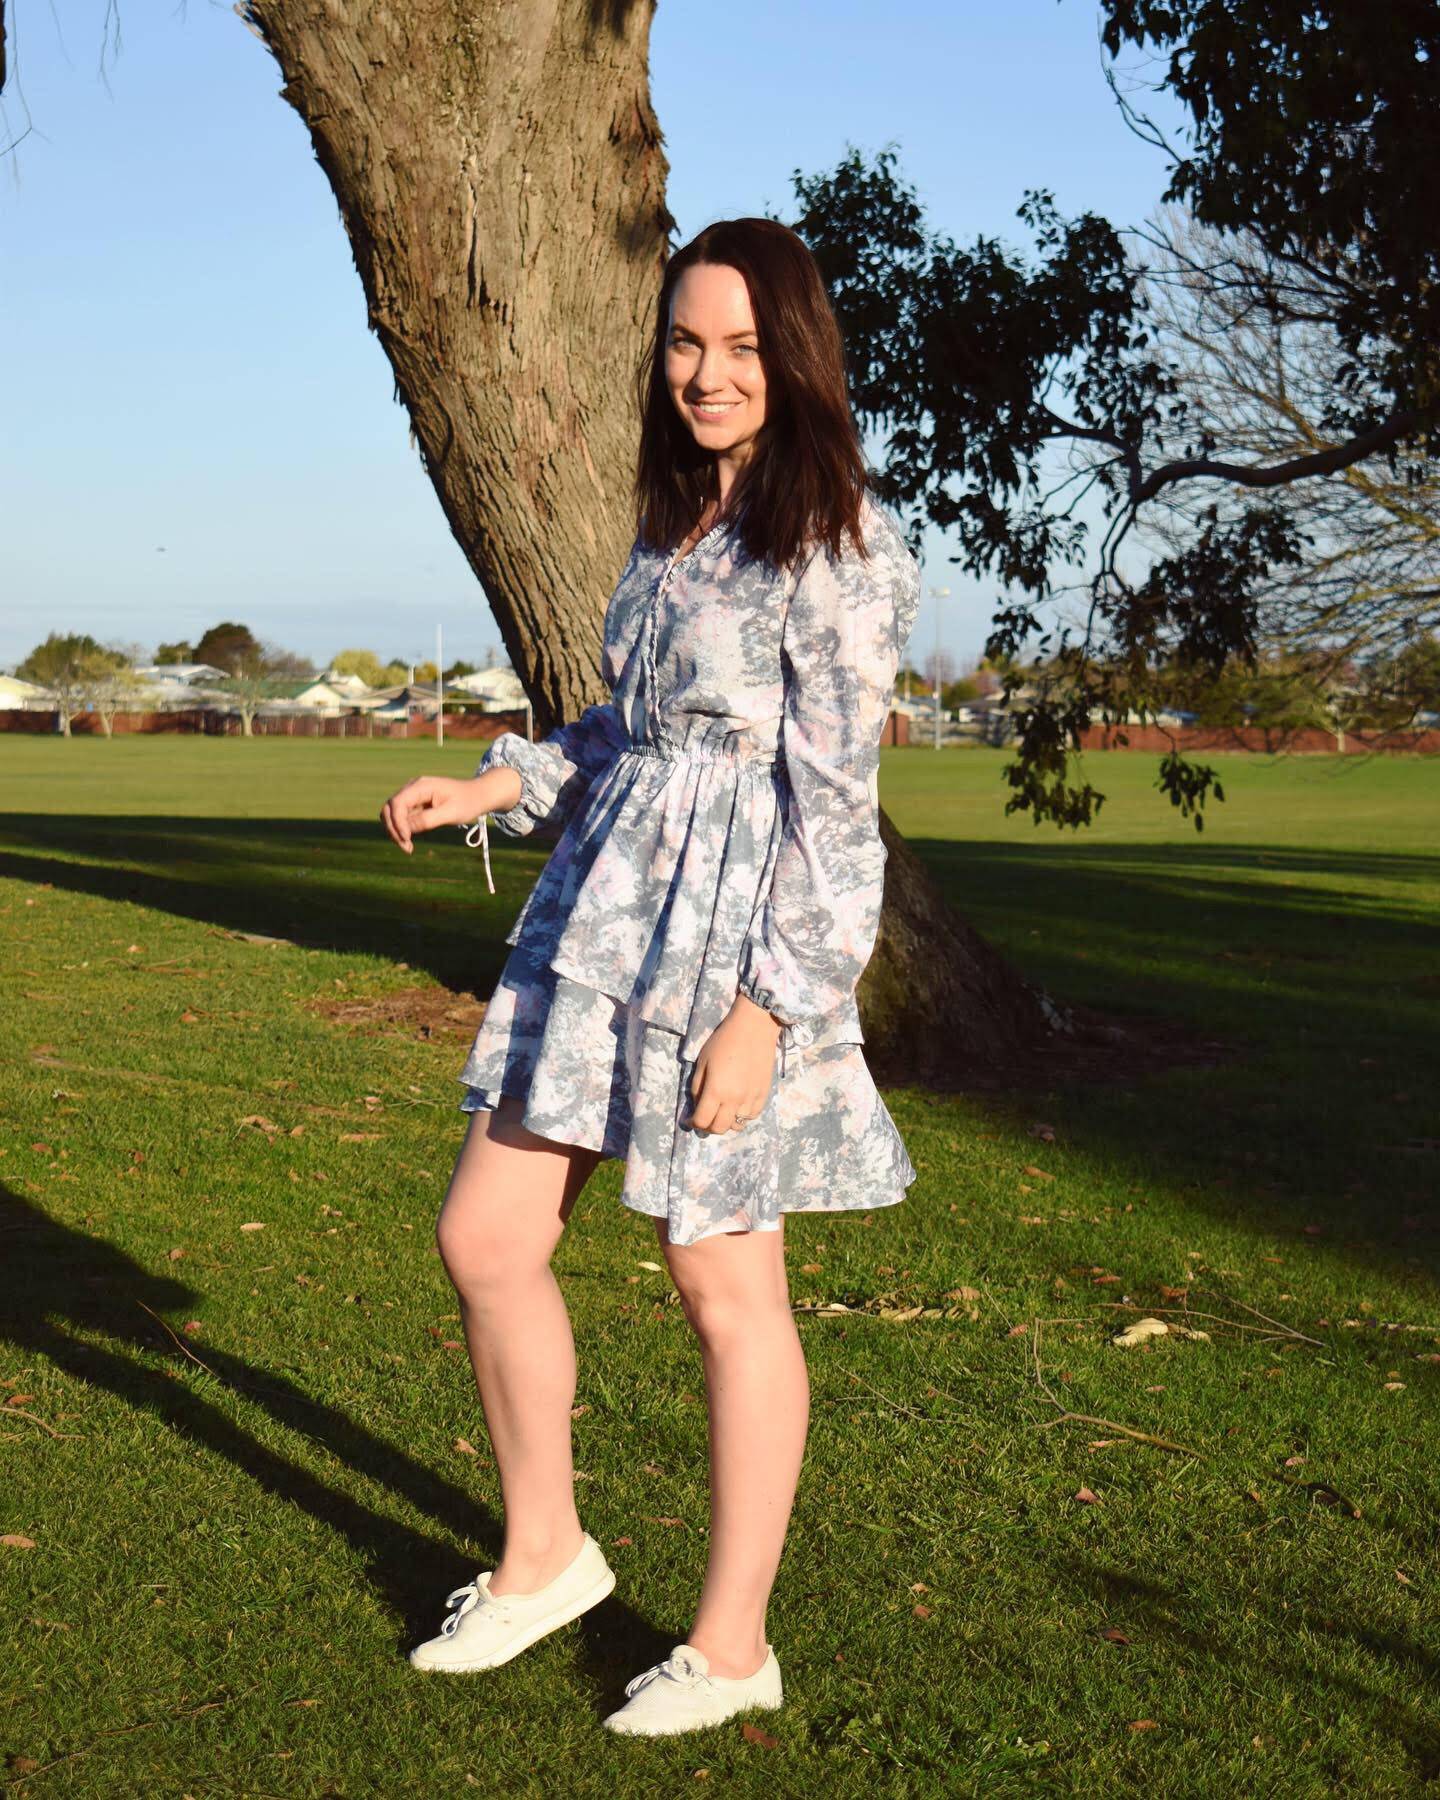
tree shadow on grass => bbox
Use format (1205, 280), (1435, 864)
(1056, 1552), (1440, 1778)
(0, 1187), (670, 1691)
(0, 815), (531, 998)
(4, 817), (1438, 1273)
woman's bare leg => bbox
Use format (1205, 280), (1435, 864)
(658, 1216), (810, 1678)
(436, 1098), (602, 1597)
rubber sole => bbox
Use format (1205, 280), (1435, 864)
(409, 1567), (617, 1673)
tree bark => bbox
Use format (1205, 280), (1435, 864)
(233, 1), (1062, 1071)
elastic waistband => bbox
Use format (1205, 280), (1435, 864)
(622, 740), (780, 772)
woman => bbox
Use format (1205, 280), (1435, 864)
(379, 217), (921, 1738)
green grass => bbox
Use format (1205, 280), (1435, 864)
(1, 737), (1437, 1797)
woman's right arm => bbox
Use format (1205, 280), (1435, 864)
(476, 700), (629, 837)
(380, 765), (522, 855)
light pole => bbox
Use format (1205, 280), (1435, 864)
(436, 622), (444, 747)
(930, 585), (951, 749)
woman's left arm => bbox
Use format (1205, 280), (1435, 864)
(734, 506), (921, 1050)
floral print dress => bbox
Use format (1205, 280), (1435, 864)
(456, 489), (922, 1247)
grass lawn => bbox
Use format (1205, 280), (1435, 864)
(1, 736), (1437, 1797)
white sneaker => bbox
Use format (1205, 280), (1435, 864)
(601, 1641), (783, 1736)
(408, 1533), (615, 1672)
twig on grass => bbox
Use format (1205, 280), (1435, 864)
(133, 1298), (224, 1382)
(1026, 1319), (1206, 1460)
(6, 1686), (259, 1788)
(2, 1407), (81, 1441)
(1201, 1290), (1327, 1349)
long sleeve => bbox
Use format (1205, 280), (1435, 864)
(735, 504), (921, 1050)
(478, 700), (629, 838)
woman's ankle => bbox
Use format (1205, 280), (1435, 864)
(684, 1629), (769, 1680)
(489, 1519), (587, 1594)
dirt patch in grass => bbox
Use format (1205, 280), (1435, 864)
(306, 983), (486, 1044)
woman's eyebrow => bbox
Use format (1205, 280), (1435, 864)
(669, 323), (759, 340)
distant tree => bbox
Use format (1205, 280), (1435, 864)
(1352, 633), (1440, 729)
(380, 661), (409, 688)
(195, 622), (263, 676)
(15, 632), (108, 735)
(922, 650), (956, 691)
(75, 645), (150, 737)
(266, 647), (317, 680)
(330, 648), (387, 687)
(445, 660), (478, 682)
(154, 640), (195, 665)
(212, 639), (308, 736)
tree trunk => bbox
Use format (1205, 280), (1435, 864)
(226, 0), (1060, 1074)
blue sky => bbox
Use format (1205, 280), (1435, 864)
(1, 0), (1187, 677)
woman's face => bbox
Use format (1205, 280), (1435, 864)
(664, 261), (768, 469)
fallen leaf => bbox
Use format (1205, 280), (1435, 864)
(1022, 1165), (1055, 1181)
(179, 1010), (200, 1024)
(1028, 1122), (1056, 1141)
(913, 1603), (932, 1618)
(2, 1535), (38, 1549)
(1074, 1487), (1101, 1505)
(1101, 1627), (1130, 1644)
(1396, 1568), (1414, 1587)
(1383, 1381), (1406, 1392)
(636, 1260), (664, 1272)
(454, 1439), (479, 1456)
(646, 1516), (687, 1528)
(1007, 1323), (1029, 1338)
(239, 1221), (266, 1232)
(183, 1321), (203, 1335)
(1129, 1719), (1158, 1732)
(1283, 1455), (1306, 1468)
(800, 1263), (822, 1275)
(167, 1247), (185, 1262)
(441, 1340), (463, 1351)
(1112, 1317), (1169, 1348)
(741, 1722), (780, 1749)
(339, 1132), (383, 1142)
(910, 1581), (929, 1593)
(571, 1404), (591, 1418)
(611, 1536), (633, 1546)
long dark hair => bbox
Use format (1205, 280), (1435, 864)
(632, 218), (871, 573)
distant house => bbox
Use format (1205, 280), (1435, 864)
(131, 663), (233, 710)
(0, 673), (51, 710)
(358, 683), (442, 722)
(449, 666), (528, 711)
(319, 670), (375, 699)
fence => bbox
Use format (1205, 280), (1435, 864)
(1076, 722), (1440, 755)
(0, 707), (531, 740)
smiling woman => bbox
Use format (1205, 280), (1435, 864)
(379, 217), (920, 1737)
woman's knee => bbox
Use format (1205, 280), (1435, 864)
(668, 1251), (792, 1347)
(436, 1212), (549, 1300)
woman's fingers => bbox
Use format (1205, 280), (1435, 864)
(379, 776), (460, 852)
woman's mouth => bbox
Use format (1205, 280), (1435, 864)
(691, 401), (740, 420)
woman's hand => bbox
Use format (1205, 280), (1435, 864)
(689, 992), (783, 1134)
(379, 774), (485, 854)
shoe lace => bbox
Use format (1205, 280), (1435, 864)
(623, 1647), (712, 1700)
(439, 1575), (513, 1638)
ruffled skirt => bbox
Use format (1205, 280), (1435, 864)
(456, 741), (916, 1246)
